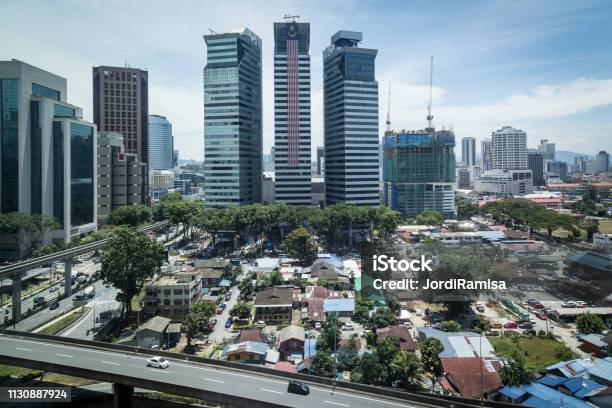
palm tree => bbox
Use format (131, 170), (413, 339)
(391, 351), (422, 390)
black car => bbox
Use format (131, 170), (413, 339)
(519, 322), (533, 329)
(287, 380), (310, 395)
(523, 329), (537, 336)
(49, 302), (60, 310)
(33, 296), (45, 304)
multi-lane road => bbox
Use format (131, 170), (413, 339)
(0, 333), (432, 408)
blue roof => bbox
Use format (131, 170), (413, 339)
(538, 374), (568, 387)
(523, 395), (560, 408)
(522, 382), (594, 408)
(546, 358), (593, 378)
(577, 333), (607, 348)
(498, 385), (527, 400)
(317, 254), (344, 269)
(480, 231), (506, 241)
(324, 298), (355, 313)
(220, 279), (231, 287)
(563, 377), (606, 398)
(588, 357), (612, 383)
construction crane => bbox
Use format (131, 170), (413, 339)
(283, 14), (300, 22)
(385, 82), (392, 133)
(426, 55), (434, 129)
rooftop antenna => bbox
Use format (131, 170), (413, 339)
(426, 55), (434, 129)
(385, 82), (392, 133)
(283, 14), (300, 22)
(208, 28), (218, 35)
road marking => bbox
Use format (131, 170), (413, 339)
(203, 378), (224, 384)
(101, 361), (120, 366)
(150, 369), (172, 374)
(259, 388), (283, 394)
(56, 354), (73, 358)
(310, 387), (407, 407)
(15, 347), (32, 352)
(324, 401), (349, 407)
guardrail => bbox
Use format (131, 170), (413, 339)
(1, 330), (517, 408)
(0, 221), (169, 277)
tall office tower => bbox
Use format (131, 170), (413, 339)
(596, 150), (609, 173)
(481, 139), (492, 171)
(491, 126), (527, 170)
(383, 129), (456, 218)
(203, 28), (262, 208)
(92, 65), (148, 201)
(0, 60), (97, 251)
(273, 19), (312, 205)
(538, 139), (555, 161)
(172, 149), (179, 167)
(528, 152), (545, 186)
(316, 146), (325, 176)
(97, 132), (144, 226)
(148, 114), (173, 170)
(461, 136), (476, 166)
(323, 30), (379, 206)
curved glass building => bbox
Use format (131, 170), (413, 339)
(148, 114), (173, 170)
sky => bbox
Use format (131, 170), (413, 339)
(2, 0), (612, 161)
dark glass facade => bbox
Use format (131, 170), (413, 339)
(53, 104), (75, 118)
(0, 79), (19, 213)
(32, 83), (60, 101)
(30, 100), (42, 214)
(53, 122), (64, 225)
(70, 123), (94, 226)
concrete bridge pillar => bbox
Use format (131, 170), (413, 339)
(112, 384), (133, 408)
(63, 259), (72, 297)
(11, 272), (22, 323)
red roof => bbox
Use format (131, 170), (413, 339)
(310, 286), (328, 299)
(274, 361), (297, 373)
(376, 325), (416, 351)
(440, 357), (502, 398)
(237, 329), (267, 343)
(307, 298), (325, 321)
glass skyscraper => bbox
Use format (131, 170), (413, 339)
(273, 20), (312, 205)
(0, 60), (97, 254)
(323, 30), (379, 206)
(148, 114), (173, 170)
(383, 129), (456, 218)
(203, 28), (262, 208)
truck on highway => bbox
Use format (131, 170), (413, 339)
(73, 286), (95, 303)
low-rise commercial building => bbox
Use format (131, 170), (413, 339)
(143, 271), (202, 321)
(254, 287), (293, 324)
(473, 169), (533, 196)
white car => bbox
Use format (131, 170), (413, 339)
(49, 285), (59, 292)
(146, 356), (169, 369)
(529, 316), (536, 324)
(342, 323), (354, 331)
(415, 309), (423, 316)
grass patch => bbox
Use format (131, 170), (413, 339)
(131, 288), (145, 312)
(0, 364), (30, 378)
(489, 335), (576, 371)
(38, 307), (90, 335)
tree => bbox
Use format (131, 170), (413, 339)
(29, 214), (59, 252)
(456, 196), (479, 220)
(164, 199), (202, 243)
(107, 204), (152, 227)
(0, 213), (34, 259)
(368, 307), (398, 329)
(181, 312), (204, 349)
(337, 336), (360, 371)
(420, 337), (444, 376)
(238, 278), (254, 301)
(472, 315), (489, 333)
(230, 302), (251, 319)
(438, 320), (461, 332)
(311, 352), (335, 378)
(576, 312), (606, 334)
(391, 351), (422, 390)
(282, 227), (317, 266)
(316, 314), (342, 352)
(500, 355), (535, 386)
(192, 301), (216, 320)
(415, 210), (444, 226)
(581, 219), (599, 242)
(100, 227), (164, 320)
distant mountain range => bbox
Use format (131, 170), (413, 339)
(555, 150), (594, 164)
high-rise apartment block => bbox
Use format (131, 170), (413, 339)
(203, 28), (262, 208)
(383, 129), (456, 218)
(528, 151), (545, 186)
(0, 60), (97, 252)
(148, 114), (173, 170)
(491, 126), (527, 170)
(273, 20), (312, 205)
(323, 30), (379, 206)
(538, 139), (555, 161)
(92, 65), (148, 201)
(481, 139), (492, 171)
(97, 132), (145, 226)
(461, 136), (476, 167)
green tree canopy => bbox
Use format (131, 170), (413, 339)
(415, 210), (444, 226)
(107, 204), (152, 227)
(500, 354), (535, 386)
(576, 312), (606, 334)
(282, 227), (317, 266)
(438, 320), (462, 332)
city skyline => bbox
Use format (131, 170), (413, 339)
(2, 0), (612, 161)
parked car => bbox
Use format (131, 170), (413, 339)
(518, 322), (533, 329)
(254, 320), (266, 329)
(220, 303), (227, 310)
(503, 321), (518, 329)
(314, 322), (321, 330)
(287, 380), (309, 395)
(561, 301), (576, 308)
(536, 312), (547, 320)
(476, 305), (485, 313)
(490, 322), (502, 329)
(576, 301), (588, 308)
(225, 318), (233, 328)
(522, 329), (537, 336)
(146, 356), (169, 369)
(342, 323), (354, 331)
(486, 330), (501, 336)
(216, 307), (224, 314)
(529, 316), (536, 324)
(224, 294), (232, 301)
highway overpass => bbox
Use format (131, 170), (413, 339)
(0, 221), (168, 323)
(0, 331), (516, 408)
